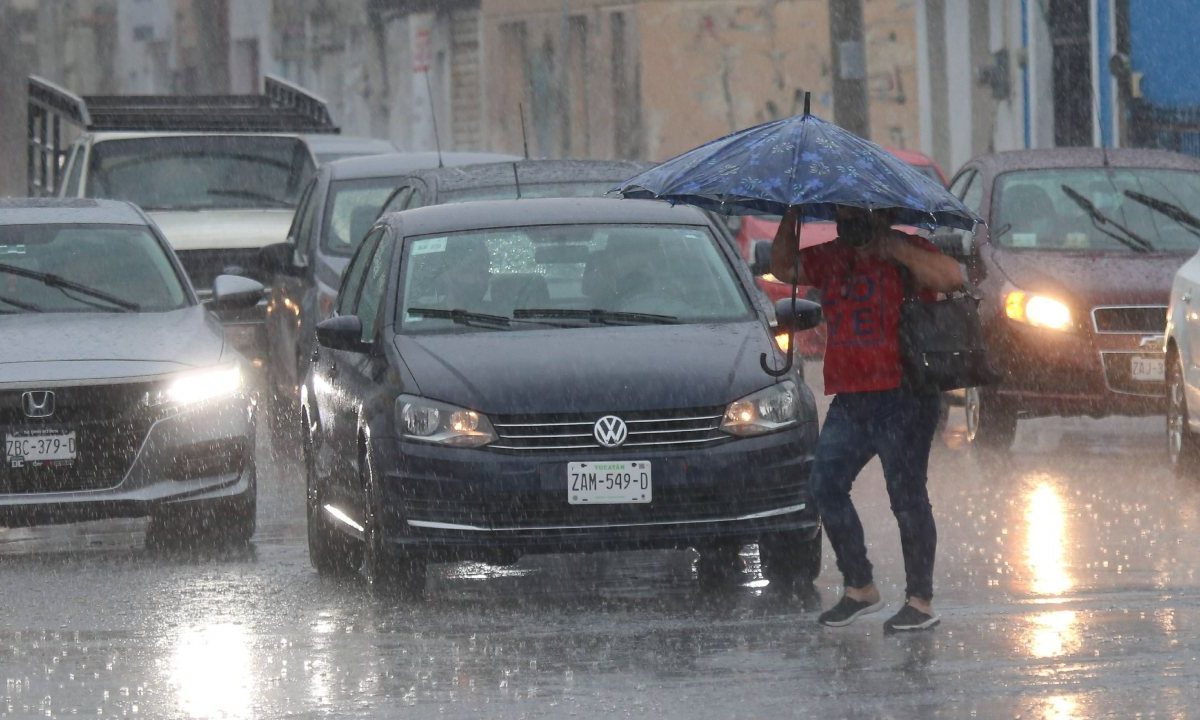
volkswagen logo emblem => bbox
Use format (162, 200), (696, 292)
(21, 390), (56, 418)
(593, 415), (628, 448)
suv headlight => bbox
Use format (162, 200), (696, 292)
(395, 395), (497, 447)
(145, 364), (243, 407)
(721, 381), (801, 436)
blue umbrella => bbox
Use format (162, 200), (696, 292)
(614, 98), (980, 231)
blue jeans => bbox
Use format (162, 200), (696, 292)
(810, 388), (941, 600)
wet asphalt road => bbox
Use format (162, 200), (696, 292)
(3, 366), (1200, 719)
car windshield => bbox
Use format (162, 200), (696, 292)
(993, 168), (1200, 252)
(0, 224), (188, 313)
(87, 136), (314, 211)
(322, 177), (404, 255)
(398, 224), (751, 332)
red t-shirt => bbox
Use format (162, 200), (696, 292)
(800, 234), (940, 395)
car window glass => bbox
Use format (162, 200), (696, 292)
(961, 174), (983, 212)
(0, 224), (187, 313)
(993, 168), (1200, 252)
(354, 235), (393, 342)
(322, 178), (405, 256)
(948, 170), (974, 199)
(398, 224), (752, 331)
(337, 228), (382, 316)
(404, 185), (425, 209)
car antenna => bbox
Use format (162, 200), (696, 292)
(512, 162), (522, 199)
(519, 102), (530, 159)
(423, 72), (444, 168)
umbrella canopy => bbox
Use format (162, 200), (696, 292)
(614, 109), (981, 232)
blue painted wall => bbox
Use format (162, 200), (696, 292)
(1129, 0), (1200, 108)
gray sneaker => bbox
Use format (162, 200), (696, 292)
(883, 604), (941, 633)
(818, 595), (885, 627)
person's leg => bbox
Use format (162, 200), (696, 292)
(872, 390), (941, 624)
(810, 396), (877, 598)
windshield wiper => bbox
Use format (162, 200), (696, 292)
(513, 308), (680, 325)
(406, 307), (515, 328)
(1060, 184), (1154, 252)
(1123, 190), (1200, 240)
(0, 293), (42, 312)
(206, 189), (292, 208)
(0, 263), (140, 311)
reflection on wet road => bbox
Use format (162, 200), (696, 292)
(3, 378), (1200, 718)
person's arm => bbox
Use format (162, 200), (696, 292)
(881, 233), (964, 292)
(769, 206), (809, 285)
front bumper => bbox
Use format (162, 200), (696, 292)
(0, 396), (256, 527)
(371, 422), (820, 558)
(989, 319), (1164, 417)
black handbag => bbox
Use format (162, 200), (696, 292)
(897, 268), (999, 394)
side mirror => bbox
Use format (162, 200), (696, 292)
(315, 315), (368, 353)
(260, 241), (297, 275)
(930, 230), (974, 260)
(210, 274), (265, 310)
(774, 297), (823, 332)
(750, 240), (773, 276)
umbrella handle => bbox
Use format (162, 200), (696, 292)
(760, 349), (793, 377)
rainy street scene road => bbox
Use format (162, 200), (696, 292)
(3, 388), (1199, 719)
(6, 1), (1200, 719)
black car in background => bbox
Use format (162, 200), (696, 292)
(258, 151), (519, 425)
(0, 199), (262, 544)
(302, 197), (823, 596)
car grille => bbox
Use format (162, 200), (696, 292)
(490, 407), (731, 454)
(175, 248), (265, 293)
(0, 382), (158, 494)
(402, 479), (808, 529)
(1092, 306), (1167, 334)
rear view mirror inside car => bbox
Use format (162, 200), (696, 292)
(534, 244), (591, 264)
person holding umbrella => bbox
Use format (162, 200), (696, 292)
(769, 204), (963, 632)
(613, 97), (980, 632)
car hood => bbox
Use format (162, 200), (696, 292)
(0, 307), (224, 384)
(991, 248), (1191, 308)
(396, 321), (779, 415)
(149, 209), (294, 251)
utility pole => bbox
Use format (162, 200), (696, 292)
(828, 0), (870, 137)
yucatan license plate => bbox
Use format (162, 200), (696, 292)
(5, 430), (77, 468)
(567, 461), (651, 505)
(1131, 355), (1165, 382)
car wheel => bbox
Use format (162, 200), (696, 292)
(361, 444), (426, 598)
(758, 528), (822, 589)
(1167, 355), (1200, 477)
(306, 421), (363, 576)
(964, 386), (1017, 451)
(695, 542), (744, 591)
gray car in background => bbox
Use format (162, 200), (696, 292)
(258, 151), (519, 426)
(0, 199), (262, 546)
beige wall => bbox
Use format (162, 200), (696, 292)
(480, 0), (922, 164)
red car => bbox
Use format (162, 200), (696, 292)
(736, 148), (947, 357)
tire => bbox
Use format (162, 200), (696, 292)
(695, 542), (744, 591)
(964, 386), (1018, 451)
(1167, 354), (1200, 477)
(759, 528), (823, 588)
(306, 421), (363, 576)
(361, 443), (426, 598)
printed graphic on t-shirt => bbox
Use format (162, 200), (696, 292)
(823, 272), (891, 349)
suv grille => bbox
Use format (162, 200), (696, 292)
(1092, 306), (1167, 334)
(490, 407), (730, 453)
(0, 382), (158, 494)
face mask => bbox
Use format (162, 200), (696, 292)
(836, 215), (872, 247)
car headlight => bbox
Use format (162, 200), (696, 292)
(145, 364), (243, 407)
(1005, 289), (1072, 331)
(395, 394), (497, 447)
(721, 381), (801, 437)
